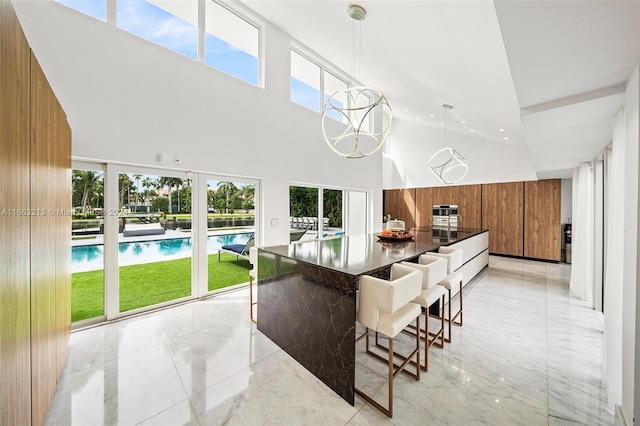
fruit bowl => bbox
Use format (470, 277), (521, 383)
(378, 229), (414, 241)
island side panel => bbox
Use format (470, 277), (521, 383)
(257, 250), (357, 405)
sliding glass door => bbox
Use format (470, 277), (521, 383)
(205, 177), (257, 293)
(71, 163), (105, 323)
(117, 168), (194, 314)
(70, 162), (263, 326)
(289, 184), (369, 239)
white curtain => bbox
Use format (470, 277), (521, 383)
(603, 110), (625, 409)
(570, 163), (594, 303)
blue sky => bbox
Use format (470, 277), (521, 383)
(58, 0), (257, 85)
(57, 0), (341, 115)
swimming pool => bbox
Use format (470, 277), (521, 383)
(71, 233), (252, 272)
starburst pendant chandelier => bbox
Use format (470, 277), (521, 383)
(321, 4), (392, 159)
(428, 104), (469, 184)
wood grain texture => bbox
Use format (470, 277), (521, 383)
(30, 52), (60, 426)
(54, 93), (71, 379)
(481, 182), (524, 256)
(0, 1), (32, 424)
(383, 189), (416, 229)
(524, 179), (561, 261)
(415, 184), (481, 229)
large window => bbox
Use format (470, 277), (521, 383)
(290, 50), (321, 112)
(291, 50), (349, 120)
(57, 0), (261, 85)
(117, 0), (198, 59)
(205, 1), (259, 86)
(55, 0), (106, 21)
(323, 71), (348, 122)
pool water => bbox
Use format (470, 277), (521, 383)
(72, 233), (252, 272)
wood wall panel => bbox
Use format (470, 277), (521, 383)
(0, 0), (32, 423)
(524, 179), (561, 261)
(415, 187), (433, 229)
(415, 185), (481, 229)
(391, 180), (561, 262)
(54, 94), (71, 378)
(383, 189), (416, 229)
(481, 182), (524, 256)
(30, 53), (59, 426)
(1, 3), (71, 424)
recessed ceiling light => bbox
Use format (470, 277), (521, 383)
(504, 137), (509, 140)
(405, 109), (409, 112)
(499, 128), (505, 132)
(440, 122), (444, 126)
(430, 114), (435, 118)
(470, 129), (475, 132)
(461, 120), (466, 124)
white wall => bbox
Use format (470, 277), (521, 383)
(12, 0), (385, 246)
(383, 116), (537, 189)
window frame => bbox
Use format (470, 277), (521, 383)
(290, 45), (351, 116)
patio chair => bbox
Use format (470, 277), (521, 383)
(218, 233), (255, 262)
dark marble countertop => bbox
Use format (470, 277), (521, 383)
(260, 228), (487, 276)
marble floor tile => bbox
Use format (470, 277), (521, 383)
(137, 399), (201, 426)
(46, 344), (188, 426)
(48, 255), (618, 425)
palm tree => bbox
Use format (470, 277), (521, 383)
(74, 170), (100, 214)
(119, 174), (133, 208)
(239, 184), (255, 212)
(217, 181), (237, 214)
(142, 177), (154, 205)
(174, 178), (184, 213)
(158, 177), (183, 214)
(133, 174), (142, 206)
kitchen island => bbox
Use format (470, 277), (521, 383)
(257, 228), (488, 405)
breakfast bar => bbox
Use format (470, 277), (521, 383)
(257, 228), (489, 404)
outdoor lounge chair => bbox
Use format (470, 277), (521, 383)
(122, 222), (165, 237)
(218, 233), (255, 262)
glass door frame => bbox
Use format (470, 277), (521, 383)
(110, 164), (200, 320)
(71, 160), (262, 325)
(71, 160), (108, 329)
(197, 174), (260, 297)
(289, 182), (372, 239)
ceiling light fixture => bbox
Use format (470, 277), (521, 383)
(321, 4), (392, 159)
(428, 104), (469, 184)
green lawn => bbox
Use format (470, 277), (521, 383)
(71, 253), (251, 322)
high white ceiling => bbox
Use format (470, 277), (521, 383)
(240, 0), (640, 179)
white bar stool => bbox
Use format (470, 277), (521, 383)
(428, 247), (464, 342)
(356, 263), (422, 418)
(399, 256), (447, 371)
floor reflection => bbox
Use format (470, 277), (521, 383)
(47, 256), (616, 425)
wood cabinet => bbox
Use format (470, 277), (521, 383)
(524, 179), (561, 261)
(1, 1), (71, 424)
(384, 179), (561, 261)
(383, 188), (416, 229)
(481, 182), (524, 256)
(416, 185), (481, 229)
(0, 1), (33, 424)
